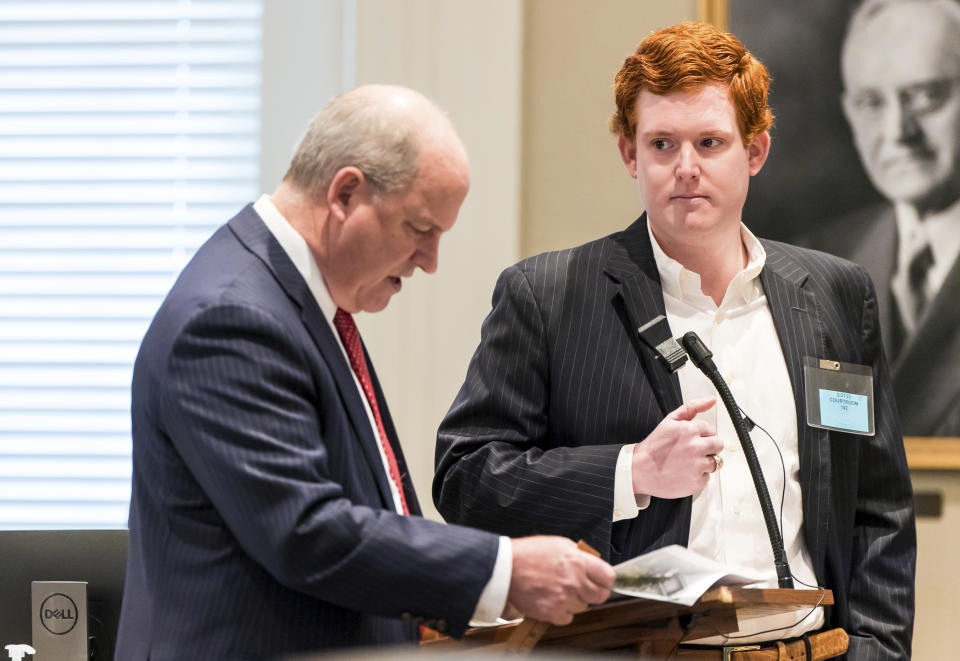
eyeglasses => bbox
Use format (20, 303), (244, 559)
(845, 77), (960, 117)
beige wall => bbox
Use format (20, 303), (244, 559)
(260, 0), (349, 194)
(521, 0), (696, 257)
(352, 0), (525, 520)
(911, 471), (960, 660)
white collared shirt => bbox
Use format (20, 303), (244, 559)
(613, 222), (824, 642)
(253, 195), (408, 516)
(252, 195), (511, 623)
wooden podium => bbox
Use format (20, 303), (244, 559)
(422, 587), (834, 656)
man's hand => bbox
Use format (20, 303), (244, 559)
(632, 398), (722, 498)
(507, 536), (615, 625)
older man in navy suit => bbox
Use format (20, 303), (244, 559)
(115, 85), (614, 661)
(436, 22), (915, 660)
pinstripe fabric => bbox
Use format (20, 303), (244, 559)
(115, 205), (499, 661)
(435, 214), (915, 661)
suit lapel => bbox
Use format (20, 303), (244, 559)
(759, 241), (830, 580)
(603, 215), (683, 415)
(604, 216), (690, 546)
(227, 205), (397, 510)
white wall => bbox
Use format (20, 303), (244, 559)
(260, 0), (352, 194)
(520, 0), (697, 256)
(352, 0), (525, 520)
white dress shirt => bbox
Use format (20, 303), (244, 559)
(613, 222), (824, 643)
(253, 195), (511, 623)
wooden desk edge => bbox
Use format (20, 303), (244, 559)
(698, 586), (834, 607)
(421, 588), (834, 650)
(905, 437), (960, 470)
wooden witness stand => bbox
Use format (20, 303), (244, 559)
(422, 585), (834, 656)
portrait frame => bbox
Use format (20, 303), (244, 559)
(699, 0), (960, 468)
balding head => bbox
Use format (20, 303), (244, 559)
(284, 84), (468, 203)
(274, 85), (470, 314)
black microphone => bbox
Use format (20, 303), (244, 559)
(680, 331), (794, 589)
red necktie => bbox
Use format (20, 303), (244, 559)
(333, 308), (410, 515)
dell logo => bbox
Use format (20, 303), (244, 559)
(39, 594), (78, 635)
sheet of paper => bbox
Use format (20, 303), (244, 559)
(468, 616), (523, 628)
(613, 544), (763, 606)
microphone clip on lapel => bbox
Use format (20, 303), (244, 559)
(637, 315), (688, 373)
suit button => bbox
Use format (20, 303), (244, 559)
(401, 612), (412, 621)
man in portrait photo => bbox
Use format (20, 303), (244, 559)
(833, 0), (960, 434)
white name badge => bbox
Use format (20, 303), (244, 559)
(803, 357), (875, 436)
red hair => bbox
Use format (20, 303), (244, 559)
(610, 21), (773, 147)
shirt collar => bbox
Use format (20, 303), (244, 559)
(646, 220), (766, 310)
(895, 196), (960, 274)
(253, 193), (338, 325)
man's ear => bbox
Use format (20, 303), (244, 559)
(326, 166), (365, 222)
(617, 134), (639, 179)
(746, 131), (771, 176)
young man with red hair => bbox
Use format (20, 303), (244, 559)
(436, 21), (915, 660)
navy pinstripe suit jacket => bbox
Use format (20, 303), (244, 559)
(116, 205), (499, 661)
(435, 215), (916, 660)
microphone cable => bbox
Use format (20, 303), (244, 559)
(711, 406), (828, 642)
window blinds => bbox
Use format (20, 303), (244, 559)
(0, 0), (262, 528)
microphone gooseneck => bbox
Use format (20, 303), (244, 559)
(680, 331), (794, 589)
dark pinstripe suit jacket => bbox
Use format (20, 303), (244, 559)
(435, 215), (916, 660)
(115, 205), (499, 661)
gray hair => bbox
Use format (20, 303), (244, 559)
(283, 87), (424, 201)
(845, 0), (960, 48)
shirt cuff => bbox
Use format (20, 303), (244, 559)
(470, 536), (512, 625)
(613, 444), (649, 521)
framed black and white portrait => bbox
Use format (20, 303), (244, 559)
(711, 0), (960, 439)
